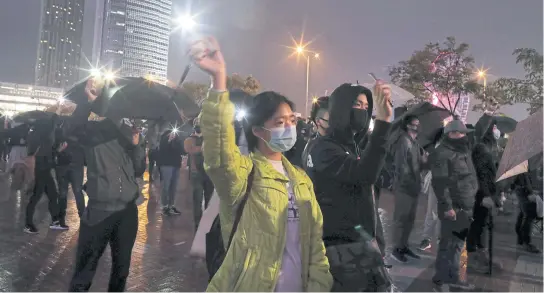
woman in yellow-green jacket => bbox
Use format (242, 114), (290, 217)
(193, 37), (333, 292)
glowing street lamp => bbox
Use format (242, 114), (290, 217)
(103, 71), (116, 81)
(293, 44), (321, 118)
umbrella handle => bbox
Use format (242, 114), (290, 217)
(178, 64), (193, 87)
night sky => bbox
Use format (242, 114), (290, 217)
(0, 0), (542, 122)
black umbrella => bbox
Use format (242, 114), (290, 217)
(12, 111), (55, 124)
(390, 102), (452, 148)
(494, 115), (517, 134)
(64, 77), (200, 122)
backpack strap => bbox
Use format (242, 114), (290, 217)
(226, 167), (255, 249)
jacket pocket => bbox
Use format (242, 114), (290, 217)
(232, 248), (254, 291)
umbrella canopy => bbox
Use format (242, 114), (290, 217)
(496, 108), (543, 182)
(390, 102), (452, 148)
(64, 77), (200, 122)
(494, 115), (517, 134)
(12, 111), (55, 124)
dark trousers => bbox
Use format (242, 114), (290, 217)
(467, 205), (490, 252)
(69, 203), (138, 292)
(433, 219), (468, 284)
(191, 171), (214, 231)
(515, 195), (538, 245)
(392, 191), (419, 249)
(56, 165), (85, 217)
(26, 167), (59, 225)
(148, 149), (158, 182)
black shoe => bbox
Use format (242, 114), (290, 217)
(49, 220), (61, 229)
(392, 248), (408, 263)
(432, 281), (448, 292)
(404, 247), (421, 259)
(525, 243), (540, 254)
(169, 206), (181, 215)
(448, 280), (475, 291)
(53, 222), (69, 230)
(23, 224), (38, 234)
(418, 239), (432, 251)
(162, 207), (171, 216)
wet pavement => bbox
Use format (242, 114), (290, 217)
(0, 167), (542, 292)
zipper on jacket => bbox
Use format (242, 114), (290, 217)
(271, 182), (291, 291)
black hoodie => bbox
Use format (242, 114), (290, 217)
(472, 114), (501, 206)
(303, 83), (391, 245)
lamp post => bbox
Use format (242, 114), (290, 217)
(296, 46), (320, 118)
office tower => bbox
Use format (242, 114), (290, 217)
(99, 0), (172, 82)
(35, 0), (86, 89)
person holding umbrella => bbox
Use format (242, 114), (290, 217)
(64, 79), (146, 291)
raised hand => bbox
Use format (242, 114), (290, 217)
(84, 78), (101, 102)
(373, 80), (393, 122)
(189, 37), (226, 91)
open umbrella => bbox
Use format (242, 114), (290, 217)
(496, 108), (543, 182)
(494, 115), (517, 134)
(64, 77), (200, 122)
(12, 111), (55, 124)
(390, 102), (452, 148)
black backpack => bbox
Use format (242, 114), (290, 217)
(205, 167), (255, 281)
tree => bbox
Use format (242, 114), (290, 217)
(227, 73), (261, 95)
(492, 48), (543, 114)
(389, 37), (479, 114)
(180, 81), (208, 105)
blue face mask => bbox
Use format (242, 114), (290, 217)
(261, 125), (297, 153)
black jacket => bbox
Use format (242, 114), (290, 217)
(157, 130), (184, 167)
(55, 127), (85, 167)
(392, 131), (423, 195)
(27, 117), (59, 170)
(472, 114), (501, 206)
(304, 84), (391, 245)
(430, 137), (478, 217)
(61, 102), (145, 212)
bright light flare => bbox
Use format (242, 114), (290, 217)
(296, 46), (304, 54)
(236, 109), (247, 121)
(478, 71), (485, 78)
(175, 14), (196, 31)
(312, 96), (319, 103)
(90, 68), (102, 78)
(103, 71), (116, 81)
(314, 53), (320, 59)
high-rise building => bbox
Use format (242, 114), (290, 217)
(98, 0), (172, 82)
(35, 0), (86, 89)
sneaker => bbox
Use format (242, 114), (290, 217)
(448, 280), (475, 291)
(169, 206), (181, 215)
(432, 281), (448, 292)
(524, 243), (540, 254)
(418, 239), (432, 251)
(23, 224), (38, 234)
(52, 222), (69, 230)
(162, 207), (171, 216)
(49, 220), (61, 229)
(404, 247), (421, 259)
(391, 248), (408, 263)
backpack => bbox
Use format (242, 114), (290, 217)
(205, 167), (255, 281)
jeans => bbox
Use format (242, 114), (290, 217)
(26, 167), (59, 225)
(160, 166), (180, 208)
(69, 203), (138, 292)
(392, 190), (419, 249)
(433, 218), (468, 284)
(422, 185), (441, 240)
(56, 165), (85, 217)
(515, 194), (538, 245)
(191, 171), (214, 230)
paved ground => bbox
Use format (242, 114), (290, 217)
(0, 167), (542, 292)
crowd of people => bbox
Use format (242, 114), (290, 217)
(0, 36), (542, 292)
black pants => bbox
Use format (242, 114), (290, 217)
(56, 165), (85, 217)
(392, 190), (419, 250)
(26, 167), (59, 226)
(467, 204), (490, 252)
(69, 203), (138, 292)
(515, 195), (538, 245)
(433, 218), (468, 284)
(148, 149), (158, 182)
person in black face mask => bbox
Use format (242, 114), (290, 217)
(304, 82), (394, 291)
(430, 119), (477, 291)
(391, 115), (426, 263)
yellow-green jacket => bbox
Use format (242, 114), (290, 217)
(200, 90), (333, 292)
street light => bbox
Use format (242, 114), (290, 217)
(477, 69), (488, 98)
(294, 45), (320, 118)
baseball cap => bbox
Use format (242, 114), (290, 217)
(444, 120), (474, 134)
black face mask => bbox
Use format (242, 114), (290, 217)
(350, 108), (368, 132)
(194, 126), (201, 134)
(407, 124), (420, 134)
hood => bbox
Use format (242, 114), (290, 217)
(328, 83), (373, 141)
(474, 114), (496, 144)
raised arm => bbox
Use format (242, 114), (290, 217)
(310, 120), (391, 185)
